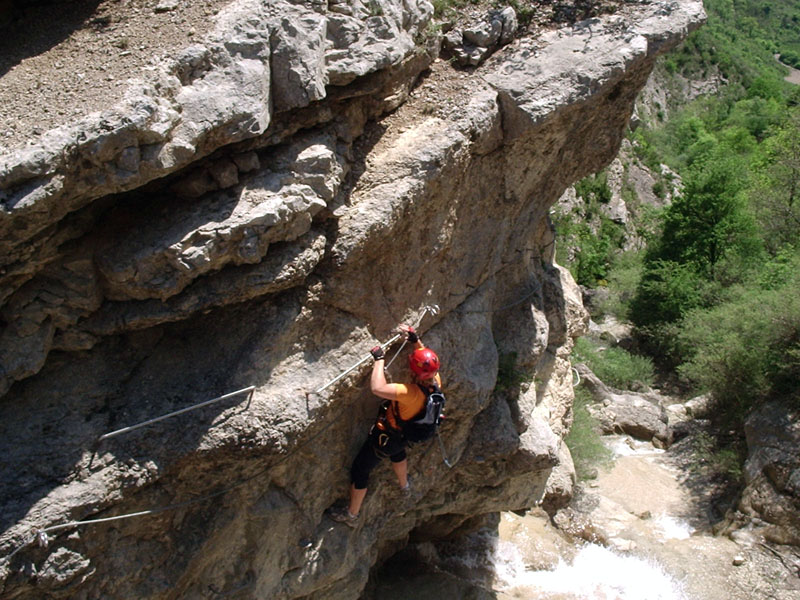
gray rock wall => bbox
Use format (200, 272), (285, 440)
(739, 402), (800, 546)
(0, 1), (705, 598)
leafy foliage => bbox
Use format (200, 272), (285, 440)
(592, 250), (644, 319)
(781, 50), (800, 68)
(501, 0), (537, 27)
(630, 259), (705, 329)
(565, 387), (614, 480)
(673, 0), (793, 87)
(677, 252), (800, 416)
(563, 0), (800, 429)
(662, 163), (760, 275)
(574, 172), (612, 205)
(494, 351), (530, 394)
(554, 172), (627, 288)
(748, 112), (800, 252)
(573, 337), (655, 391)
(690, 431), (745, 481)
(431, 0), (480, 19)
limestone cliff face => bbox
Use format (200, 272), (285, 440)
(0, 1), (704, 598)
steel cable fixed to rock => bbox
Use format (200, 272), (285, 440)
(1, 289), (557, 563)
(1, 395), (350, 565)
(308, 304), (440, 397)
(1, 304), (445, 567)
(97, 386), (257, 441)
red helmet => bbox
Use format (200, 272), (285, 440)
(409, 347), (440, 378)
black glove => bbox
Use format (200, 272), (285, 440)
(370, 346), (385, 361)
(406, 327), (419, 343)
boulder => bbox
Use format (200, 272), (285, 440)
(443, 6), (518, 67)
(577, 363), (672, 446)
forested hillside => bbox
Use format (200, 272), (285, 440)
(558, 0), (800, 443)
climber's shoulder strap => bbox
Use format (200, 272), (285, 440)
(400, 382), (446, 442)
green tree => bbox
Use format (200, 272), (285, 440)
(575, 172), (612, 205)
(630, 259), (704, 328)
(719, 126), (757, 155)
(678, 259), (800, 416)
(746, 76), (785, 101)
(572, 217), (626, 287)
(749, 111), (800, 251)
(630, 148), (764, 343)
(658, 154), (761, 278)
(726, 96), (784, 139)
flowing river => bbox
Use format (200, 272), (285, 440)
(369, 434), (799, 600)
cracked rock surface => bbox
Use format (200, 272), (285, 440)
(0, 1), (705, 598)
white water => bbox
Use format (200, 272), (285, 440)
(374, 433), (794, 600)
(491, 538), (688, 600)
(486, 434), (695, 599)
(606, 435), (665, 457)
(653, 514), (694, 540)
(373, 432), (792, 599)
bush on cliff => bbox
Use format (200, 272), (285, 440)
(591, 250), (644, 319)
(565, 387), (614, 481)
(554, 173), (627, 288)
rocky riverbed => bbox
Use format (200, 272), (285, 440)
(370, 429), (800, 600)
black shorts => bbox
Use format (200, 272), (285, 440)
(350, 426), (407, 490)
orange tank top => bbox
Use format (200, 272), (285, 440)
(385, 374), (442, 430)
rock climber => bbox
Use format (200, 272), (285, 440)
(329, 324), (442, 527)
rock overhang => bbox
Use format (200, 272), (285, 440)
(0, 1), (706, 598)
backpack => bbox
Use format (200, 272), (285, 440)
(394, 382), (446, 443)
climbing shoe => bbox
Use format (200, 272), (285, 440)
(328, 506), (359, 528)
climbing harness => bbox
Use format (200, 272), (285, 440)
(98, 386), (255, 441)
(309, 304), (439, 397)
